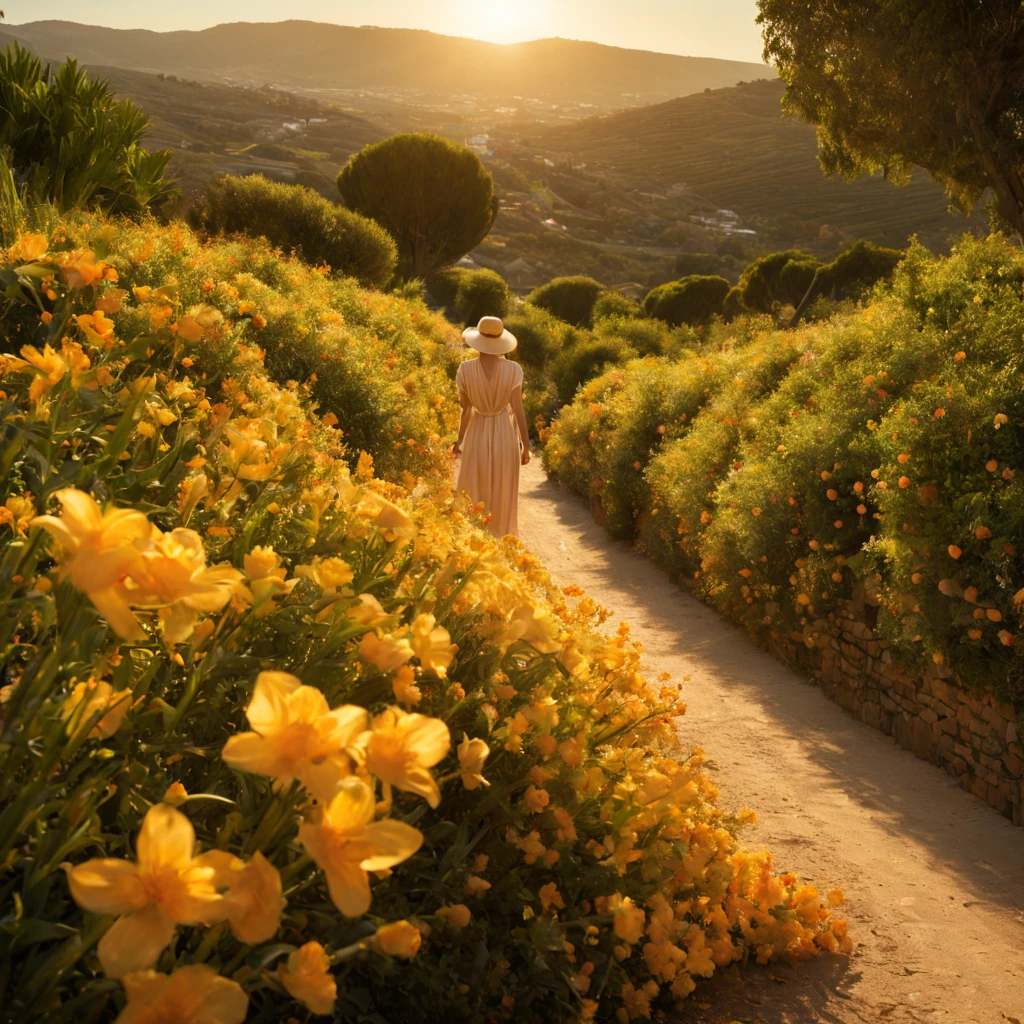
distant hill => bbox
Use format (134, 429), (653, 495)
(537, 79), (986, 252)
(0, 19), (773, 108)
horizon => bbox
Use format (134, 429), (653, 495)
(0, 1), (768, 63)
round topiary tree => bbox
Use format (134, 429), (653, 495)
(190, 174), (397, 289)
(337, 133), (498, 280)
(527, 275), (605, 328)
(503, 303), (571, 371)
(549, 336), (639, 406)
(454, 268), (510, 326)
(722, 285), (747, 323)
(643, 275), (731, 327)
(738, 249), (821, 313)
(592, 289), (642, 322)
(425, 267), (470, 309)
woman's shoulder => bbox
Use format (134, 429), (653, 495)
(456, 357), (475, 378)
(508, 359), (524, 384)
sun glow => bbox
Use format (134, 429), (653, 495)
(454, 0), (554, 44)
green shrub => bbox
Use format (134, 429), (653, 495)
(190, 174), (398, 288)
(738, 249), (822, 313)
(593, 289), (642, 321)
(545, 234), (1024, 708)
(504, 301), (572, 371)
(548, 335), (638, 406)
(527, 275), (606, 328)
(337, 133), (497, 279)
(425, 266), (469, 308)
(593, 315), (671, 357)
(454, 267), (510, 325)
(0, 44), (176, 215)
(722, 285), (747, 322)
(643, 275), (731, 327)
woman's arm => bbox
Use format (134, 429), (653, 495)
(452, 395), (473, 458)
(511, 387), (530, 466)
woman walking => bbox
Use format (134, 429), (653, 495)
(452, 316), (530, 538)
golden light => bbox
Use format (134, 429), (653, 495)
(453, 0), (553, 44)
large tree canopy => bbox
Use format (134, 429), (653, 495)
(337, 133), (497, 280)
(757, 0), (1024, 237)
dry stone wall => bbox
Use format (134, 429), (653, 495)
(766, 596), (1022, 824)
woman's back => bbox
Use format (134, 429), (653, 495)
(456, 357), (523, 416)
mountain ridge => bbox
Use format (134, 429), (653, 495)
(0, 19), (774, 107)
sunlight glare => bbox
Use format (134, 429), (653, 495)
(453, 0), (553, 44)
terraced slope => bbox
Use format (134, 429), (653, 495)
(540, 80), (986, 252)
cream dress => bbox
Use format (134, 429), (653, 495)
(456, 356), (524, 538)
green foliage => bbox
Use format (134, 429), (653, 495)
(0, 44), (177, 215)
(425, 266), (469, 309)
(791, 240), (904, 325)
(722, 285), (746, 322)
(738, 249), (821, 313)
(503, 301), (572, 371)
(673, 252), (735, 279)
(592, 289), (642, 322)
(453, 267), (510, 325)
(545, 234), (1024, 706)
(527, 275), (605, 328)
(548, 335), (639, 407)
(757, 0), (1024, 237)
(593, 315), (673, 357)
(337, 133), (497, 279)
(643, 275), (731, 327)
(189, 174), (398, 289)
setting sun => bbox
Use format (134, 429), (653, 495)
(453, 0), (554, 43)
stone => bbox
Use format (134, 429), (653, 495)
(881, 694), (898, 713)
(1009, 721), (1019, 745)
(982, 736), (1004, 758)
(862, 702), (881, 730)
(956, 704), (973, 726)
(919, 708), (939, 725)
(940, 718), (957, 735)
(1003, 751), (1023, 776)
(911, 717), (935, 762)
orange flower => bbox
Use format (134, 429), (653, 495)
(116, 965), (247, 1024)
(357, 707), (450, 807)
(278, 941), (336, 1016)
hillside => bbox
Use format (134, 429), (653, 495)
(537, 79), (986, 252)
(91, 64), (388, 203)
(0, 19), (772, 111)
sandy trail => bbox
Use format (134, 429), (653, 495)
(517, 459), (1024, 1024)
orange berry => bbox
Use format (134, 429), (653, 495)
(826, 489), (838, 501)
(934, 408), (945, 419)
(948, 545), (962, 559)
(968, 628), (983, 640)
(898, 453), (910, 464)
(975, 526), (992, 540)
(856, 504), (867, 515)
(898, 476), (910, 488)
(954, 351), (966, 361)
(911, 573), (923, 584)
(986, 459), (998, 472)
(986, 608), (1003, 622)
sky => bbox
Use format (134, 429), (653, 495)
(2, 1), (767, 63)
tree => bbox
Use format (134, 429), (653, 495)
(757, 0), (1024, 239)
(527, 276), (605, 328)
(643, 275), (731, 327)
(789, 241), (904, 326)
(592, 289), (642, 322)
(190, 175), (397, 288)
(737, 250), (820, 313)
(0, 44), (176, 215)
(337, 133), (497, 280)
(454, 268), (510, 325)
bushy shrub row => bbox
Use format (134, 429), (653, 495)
(0, 213), (462, 484)
(543, 235), (1024, 710)
(190, 174), (399, 289)
(0, 215), (844, 1023)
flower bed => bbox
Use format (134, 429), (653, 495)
(0, 218), (844, 1024)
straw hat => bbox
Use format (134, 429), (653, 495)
(463, 315), (517, 355)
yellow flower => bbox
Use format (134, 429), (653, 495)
(115, 965), (247, 1024)
(539, 882), (565, 913)
(58, 249), (118, 289)
(201, 850), (284, 944)
(357, 492), (417, 543)
(348, 593), (391, 626)
(64, 805), (225, 978)
(523, 785), (550, 813)
(0, 494), (36, 535)
(295, 556), (354, 591)
(612, 896), (646, 945)
(221, 672), (366, 803)
(457, 734), (490, 790)
(8, 231), (48, 263)
(439, 903), (471, 929)
(278, 941), (337, 1016)
(163, 782), (188, 806)
(503, 602), (561, 653)
(373, 919), (422, 958)
(359, 631), (414, 672)
(298, 777), (423, 917)
(63, 678), (132, 740)
(16, 343), (67, 406)
(409, 613), (457, 677)
(358, 707), (450, 808)
(392, 665), (422, 707)
(128, 528), (243, 643)
(31, 489), (152, 640)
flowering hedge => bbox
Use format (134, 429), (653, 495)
(0, 215), (845, 1024)
(543, 235), (1024, 712)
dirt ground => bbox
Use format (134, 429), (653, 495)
(517, 460), (1024, 1024)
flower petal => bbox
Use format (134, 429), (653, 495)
(285, 684), (331, 724)
(362, 819), (424, 870)
(404, 714), (451, 766)
(136, 804), (196, 873)
(324, 704), (369, 749)
(245, 671), (301, 735)
(221, 731), (284, 779)
(65, 859), (145, 915)
(322, 860), (372, 918)
(324, 777), (376, 830)
(393, 765), (442, 809)
(98, 904), (176, 979)
(88, 586), (145, 641)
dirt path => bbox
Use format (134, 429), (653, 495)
(518, 460), (1024, 1024)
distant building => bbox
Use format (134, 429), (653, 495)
(717, 209), (739, 221)
(504, 258), (543, 292)
(613, 282), (646, 301)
